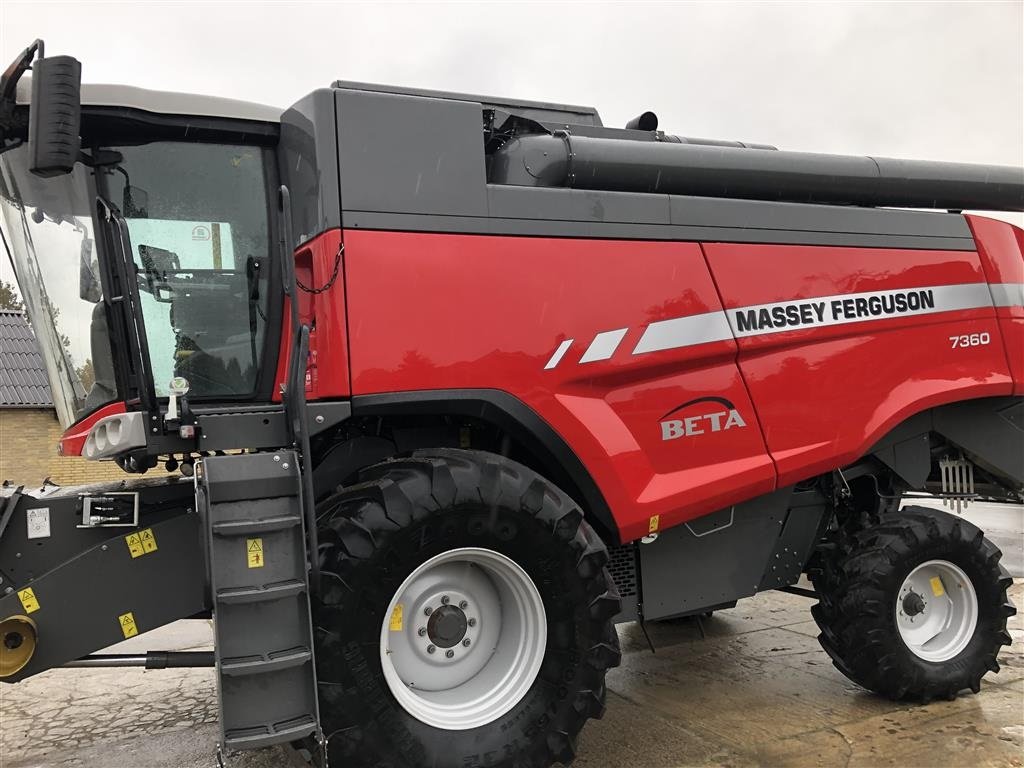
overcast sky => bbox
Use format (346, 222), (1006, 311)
(3, 1), (1021, 161)
(2, 0), (1022, 293)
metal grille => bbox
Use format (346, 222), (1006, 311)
(606, 544), (638, 598)
(939, 455), (976, 513)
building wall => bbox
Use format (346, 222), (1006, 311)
(0, 408), (163, 488)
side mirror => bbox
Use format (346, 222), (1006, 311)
(29, 55), (81, 177)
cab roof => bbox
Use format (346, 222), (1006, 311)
(17, 77), (282, 123)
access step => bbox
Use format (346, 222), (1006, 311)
(212, 515), (302, 537)
(216, 579), (306, 605)
(220, 646), (313, 676)
(224, 714), (319, 752)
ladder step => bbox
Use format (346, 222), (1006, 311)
(212, 515), (302, 536)
(220, 646), (312, 676)
(216, 579), (306, 605)
(223, 714), (318, 751)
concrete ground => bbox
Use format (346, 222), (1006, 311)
(1, 503), (1021, 768)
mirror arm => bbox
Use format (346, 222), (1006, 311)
(0, 39), (43, 143)
(0, 40), (42, 101)
(79, 148), (124, 168)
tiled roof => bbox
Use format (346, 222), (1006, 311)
(0, 311), (53, 408)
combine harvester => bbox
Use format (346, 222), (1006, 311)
(0, 39), (1021, 767)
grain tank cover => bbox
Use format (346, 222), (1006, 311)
(332, 80), (603, 127)
(329, 80), (1023, 213)
(309, 81), (1016, 252)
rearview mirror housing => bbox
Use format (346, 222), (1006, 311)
(29, 55), (81, 177)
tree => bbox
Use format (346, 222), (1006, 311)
(0, 280), (22, 312)
(76, 359), (95, 391)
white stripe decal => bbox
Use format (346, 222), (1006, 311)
(544, 339), (574, 370)
(579, 327), (629, 363)
(543, 282), (1001, 370)
(727, 283), (993, 338)
(633, 311), (734, 355)
(990, 282), (1024, 308)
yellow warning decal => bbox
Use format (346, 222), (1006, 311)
(18, 587), (40, 614)
(119, 611), (138, 639)
(247, 538), (264, 569)
(125, 532), (145, 559)
(930, 576), (945, 597)
(140, 528), (158, 554)
(389, 603), (404, 632)
(648, 515), (660, 534)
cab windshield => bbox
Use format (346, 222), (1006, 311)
(0, 140), (274, 428)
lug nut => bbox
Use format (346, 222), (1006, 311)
(459, 600), (468, 609)
(424, 607), (433, 616)
(441, 595), (450, 605)
(427, 645), (436, 654)
(462, 639), (471, 647)
(468, 618), (477, 627)
(445, 650), (455, 659)
(418, 628), (427, 637)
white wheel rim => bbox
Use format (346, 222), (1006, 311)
(895, 559), (978, 662)
(379, 547), (547, 730)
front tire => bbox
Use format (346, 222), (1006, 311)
(313, 449), (621, 767)
(810, 505), (1015, 702)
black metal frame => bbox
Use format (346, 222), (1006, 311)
(94, 196), (157, 414)
(279, 185), (321, 595)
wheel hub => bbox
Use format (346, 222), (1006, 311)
(896, 559), (978, 662)
(901, 590), (926, 617)
(426, 604), (468, 648)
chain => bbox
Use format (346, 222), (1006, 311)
(295, 243), (344, 294)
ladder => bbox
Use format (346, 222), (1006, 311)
(199, 449), (321, 752)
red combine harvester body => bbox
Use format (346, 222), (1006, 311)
(336, 226), (1023, 542)
(0, 42), (1021, 768)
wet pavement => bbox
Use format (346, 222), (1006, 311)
(583, 579), (1023, 768)
(1, 504), (1021, 768)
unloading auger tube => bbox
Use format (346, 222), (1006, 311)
(489, 132), (1024, 211)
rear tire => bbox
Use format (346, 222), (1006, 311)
(810, 505), (1015, 702)
(313, 449), (621, 767)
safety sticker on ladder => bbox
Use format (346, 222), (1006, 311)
(247, 538), (265, 568)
